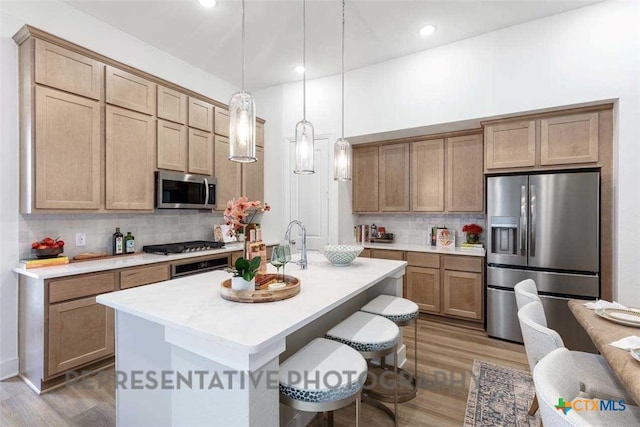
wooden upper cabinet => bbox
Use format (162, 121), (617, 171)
(379, 143), (410, 212)
(34, 86), (101, 210)
(106, 66), (156, 115)
(540, 112), (598, 165)
(48, 297), (114, 377)
(35, 39), (103, 100)
(105, 106), (155, 210)
(214, 136), (241, 210)
(484, 120), (535, 170)
(188, 128), (213, 176)
(157, 119), (187, 172)
(189, 97), (213, 132)
(411, 139), (444, 212)
(157, 85), (187, 124)
(447, 134), (484, 212)
(242, 145), (264, 202)
(256, 121), (264, 147)
(352, 146), (379, 212)
(442, 270), (482, 320)
(214, 107), (230, 136)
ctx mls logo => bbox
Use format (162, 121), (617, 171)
(555, 397), (627, 414)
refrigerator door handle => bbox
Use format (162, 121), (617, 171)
(530, 184), (536, 257)
(519, 185), (527, 256)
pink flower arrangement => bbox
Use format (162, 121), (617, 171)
(223, 197), (271, 236)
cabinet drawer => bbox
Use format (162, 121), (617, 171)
(406, 252), (439, 268)
(371, 249), (404, 261)
(120, 264), (170, 290)
(443, 255), (483, 273)
(49, 272), (117, 304)
(358, 249), (371, 258)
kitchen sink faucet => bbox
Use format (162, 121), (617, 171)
(284, 220), (307, 270)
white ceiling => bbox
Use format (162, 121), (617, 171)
(64, 0), (599, 91)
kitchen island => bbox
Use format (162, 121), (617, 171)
(97, 252), (406, 427)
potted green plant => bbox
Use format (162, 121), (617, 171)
(226, 256), (261, 291)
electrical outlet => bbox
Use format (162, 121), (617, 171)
(75, 233), (86, 247)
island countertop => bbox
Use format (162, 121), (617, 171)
(97, 253), (406, 356)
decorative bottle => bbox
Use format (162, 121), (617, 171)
(124, 231), (135, 254)
(113, 228), (124, 256)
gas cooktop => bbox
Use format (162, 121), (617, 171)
(142, 241), (225, 255)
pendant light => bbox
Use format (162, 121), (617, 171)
(228, 0), (257, 163)
(334, 0), (351, 181)
(294, 0), (315, 174)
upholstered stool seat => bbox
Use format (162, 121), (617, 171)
(326, 311), (400, 426)
(361, 295), (420, 403)
(279, 338), (367, 425)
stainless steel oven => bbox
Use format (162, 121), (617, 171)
(156, 171), (216, 209)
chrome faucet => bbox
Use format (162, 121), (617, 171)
(284, 220), (307, 270)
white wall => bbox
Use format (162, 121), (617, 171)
(0, 0), (241, 379)
(255, 0), (640, 305)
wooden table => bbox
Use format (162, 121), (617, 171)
(568, 300), (640, 403)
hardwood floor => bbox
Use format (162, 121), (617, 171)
(0, 318), (527, 427)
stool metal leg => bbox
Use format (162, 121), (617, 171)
(394, 346), (399, 427)
(355, 392), (361, 427)
(414, 318), (418, 383)
(327, 410), (334, 427)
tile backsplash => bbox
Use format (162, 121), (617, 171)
(19, 211), (226, 259)
(356, 213), (487, 246)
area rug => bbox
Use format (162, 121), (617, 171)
(464, 360), (541, 427)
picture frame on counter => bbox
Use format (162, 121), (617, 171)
(436, 228), (455, 248)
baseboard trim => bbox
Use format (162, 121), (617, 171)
(0, 358), (19, 381)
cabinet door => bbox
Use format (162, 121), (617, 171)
(157, 85), (187, 124)
(241, 145), (264, 202)
(406, 266), (440, 314)
(106, 66), (156, 115)
(48, 297), (114, 377)
(34, 86), (101, 209)
(446, 134), (484, 212)
(157, 119), (187, 172)
(352, 146), (379, 212)
(380, 143), (410, 212)
(35, 39), (103, 100)
(411, 139), (444, 211)
(484, 120), (535, 170)
(188, 129), (213, 176)
(256, 121), (264, 147)
(442, 270), (482, 320)
(189, 98), (213, 132)
(106, 106), (156, 210)
(214, 136), (241, 210)
(214, 107), (230, 136)
(540, 112), (598, 165)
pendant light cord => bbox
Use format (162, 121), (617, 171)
(341, 0), (345, 140)
(242, 0), (245, 92)
(302, 0), (306, 121)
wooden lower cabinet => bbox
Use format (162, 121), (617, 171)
(47, 297), (114, 377)
(442, 270), (483, 320)
(406, 266), (440, 314)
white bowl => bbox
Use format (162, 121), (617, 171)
(321, 245), (364, 266)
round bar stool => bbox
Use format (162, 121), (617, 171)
(325, 311), (400, 427)
(279, 338), (367, 427)
(361, 295), (419, 402)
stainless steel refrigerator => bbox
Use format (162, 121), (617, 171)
(486, 171), (599, 352)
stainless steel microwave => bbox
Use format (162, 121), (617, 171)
(156, 171), (216, 210)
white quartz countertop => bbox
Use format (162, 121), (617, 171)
(13, 242), (277, 280)
(363, 242), (485, 257)
(97, 253), (406, 355)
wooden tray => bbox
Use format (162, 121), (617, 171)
(370, 238), (394, 244)
(220, 274), (300, 303)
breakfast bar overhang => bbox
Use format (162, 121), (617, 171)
(97, 253), (406, 427)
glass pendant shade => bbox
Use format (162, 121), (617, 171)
(333, 137), (352, 181)
(228, 90), (257, 163)
(294, 120), (314, 174)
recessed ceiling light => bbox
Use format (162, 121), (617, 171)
(294, 65), (306, 74)
(419, 25), (436, 37)
(198, 0), (217, 8)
